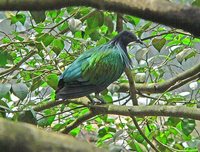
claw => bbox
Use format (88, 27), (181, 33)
(95, 93), (106, 104)
(87, 94), (106, 105)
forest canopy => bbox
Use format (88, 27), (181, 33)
(0, 0), (200, 151)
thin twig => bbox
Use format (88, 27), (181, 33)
(130, 115), (160, 152)
(0, 50), (37, 77)
(62, 111), (96, 134)
(124, 68), (138, 105)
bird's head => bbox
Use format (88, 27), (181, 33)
(111, 31), (143, 47)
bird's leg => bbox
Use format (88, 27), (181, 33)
(95, 93), (106, 104)
(87, 95), (96, 105)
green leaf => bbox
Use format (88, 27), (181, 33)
(37, 33), (54, 47)
(134, 141), (146, 152)
(125, 15), (140, 26)
(48, 10), (60, 20)
(0, 100), (9, 117)
(89, 30), (101, 41)
(157, 133), (168, 144)
(30, 77), (44, 91)
(181, 118), (195, 136)
(30, 11), (46, 24)
(165, 117), (181, 127)
(192, 0), (200, 7)
(34, 23), (45, 33)
(168, 97), (185, 103)
(104, 16), (114, 33)
(176, 48), (194, 64)
(37, 116), (56, 127)
(58, 22), (68, 31)
(11, 13), (26, 25)
(1, 37), (11, 43)
(137, 22), (152, 37)
(12, 83), (29, 100)
(152, 38), (166, 52)
(45, 74), (59, 90)
(131, 132), (144, 143)
(98, 127), (107, 138)
(52, 123), (66, 131)
(37, 109), (56, 127)
(18, 110), (37, 125)
(51, 39), (64, 55)
(102, 94), (113, 103)
(142, 22), (152, 31)
(0, 83), (11, 99)
(70, 127), (81, 137)
(0, 51), (12, 67)
(87, 11), (104, 29)
(15, 35), (24, 42)
(100, 133), (113, 141)
(184, 50), (196, 61)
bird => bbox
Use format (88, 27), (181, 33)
(56, 31), (143, 104)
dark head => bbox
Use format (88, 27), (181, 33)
(111, 31), (143, 47)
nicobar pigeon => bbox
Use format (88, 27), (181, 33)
(56, 31), (143, 103)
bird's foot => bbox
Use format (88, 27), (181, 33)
(87, 95), (106, 105)
(95, 94), (106, 104)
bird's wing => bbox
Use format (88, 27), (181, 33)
(81, 47), (125, 86)
(56, 46), (101, 99)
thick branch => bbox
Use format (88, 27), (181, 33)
(0, 118), (105, 152)
(92, 105), (200, 120)
(118, 63), (200, 94)
(0, 0), (200, 36)
(60, 104), (200, 132)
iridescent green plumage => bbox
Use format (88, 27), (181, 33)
(56, 31), (142, 102)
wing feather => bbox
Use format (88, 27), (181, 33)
(56, 44), (127, 100)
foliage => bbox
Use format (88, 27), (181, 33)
(0, 1), (200, 151)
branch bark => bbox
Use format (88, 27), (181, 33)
(125, 68), (138, 105)
(61, 104), (200, 132)
(118, 63), (200, 94)
(0, 0), (200, 36)
(103, 105), (200, 120)
(0, 118), (105, 152)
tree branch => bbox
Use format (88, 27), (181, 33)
(91, 104), (200, 120)
(0, 50), (36, 77)
(62, 111), (96, 134)
(118, 63), (200, 94)
(55, 103), (200, 132)
(130, 116), (160, 152)
(33, 98), (89, 112)
(125, 68), (138, 105)
(0, 0), (200, 36)
(0, 118), (105, 152)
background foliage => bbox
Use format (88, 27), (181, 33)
(0, 0), (200, 151)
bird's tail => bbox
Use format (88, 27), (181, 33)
(55, 85), (97, 100)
